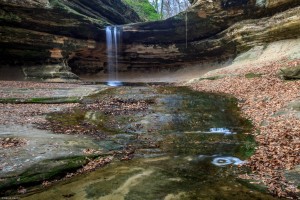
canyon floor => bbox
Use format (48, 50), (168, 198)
(0, 58), (299, 199)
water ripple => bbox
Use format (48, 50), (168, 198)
(211, 156), (244, 166)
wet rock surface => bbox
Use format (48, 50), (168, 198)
(0, 83), (281, 199)
(280, 65), (300, 80)
(0, 83), (110, 195)
(0, 125), (99, 177)
(23, 158), (278, 200)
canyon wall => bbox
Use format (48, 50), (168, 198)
(0, 0), (299, 80)
(118, 0), (300, 72)
(0, 0), (142, 80)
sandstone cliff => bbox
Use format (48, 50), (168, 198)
(0, 0), (299, 80)
(119, 0), (300, 71)
(0, 0), (142, 80)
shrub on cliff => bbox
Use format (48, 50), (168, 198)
(122, 0), (160, 21)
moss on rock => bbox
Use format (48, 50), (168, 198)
(280, 65), (300, 80)
(0, 156), (89, 196)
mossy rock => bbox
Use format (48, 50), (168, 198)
(245, 73), (262, 79)
(284, 165), (300, 197)
(0, 156), (89, 196)
(0, 97), (80, 104)
(280, 65), (300, 80)
(200, 75), (224, 81)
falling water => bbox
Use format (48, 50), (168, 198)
(106, 26), (122, 86)
(185, 9), (188, 48)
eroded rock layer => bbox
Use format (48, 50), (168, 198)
(117, 0), (300, 72)
(0, 0), (141, 80)
(0, 0), (299, 80)
(118, 5), (300, 72)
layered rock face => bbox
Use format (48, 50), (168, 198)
(63, 0), (300, 76)
(0, 0), (141, 80)
(0, 0), (299, 80)
(119, 0), (300, 71)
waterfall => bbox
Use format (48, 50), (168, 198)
(106, 26), (122, 86)
(185, 10), (188, 48)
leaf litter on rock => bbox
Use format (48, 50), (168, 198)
(186, 58), (300, 199)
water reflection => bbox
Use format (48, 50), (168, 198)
(107, 80), (123, 87)
(209, 128), (233, 135)
(211, 156), (245, 166)
(197, 154), (245, 167)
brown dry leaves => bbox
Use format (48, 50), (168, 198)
(0, 81), (79, 125)
(86, 97), (150, 115)
(0, 103), (79, 125)
(83, 148), (102, 155)
(0, 81), (76, 89)
(187, 59), (300, 198)
(0, 81), (77, 99)
(0, 137), (27, 148)
(78, 156), (113, 173)
(37, 97), (150, 136)
(41, 156), (114, 188)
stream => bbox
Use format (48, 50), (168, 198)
(19, 85), (277, 199)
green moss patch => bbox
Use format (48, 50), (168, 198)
(245, 73), (262, 79)
(0, 97), (80, 104)
(279, 65), (300, 80)
(0, 156), (89, 196)
(201, 75), (223, 80)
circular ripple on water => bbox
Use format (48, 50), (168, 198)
(211, 156), (244, 166)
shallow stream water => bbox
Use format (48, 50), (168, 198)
(22, 85), (278, 200)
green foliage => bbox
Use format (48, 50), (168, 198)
(122, 0), (160, 21)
